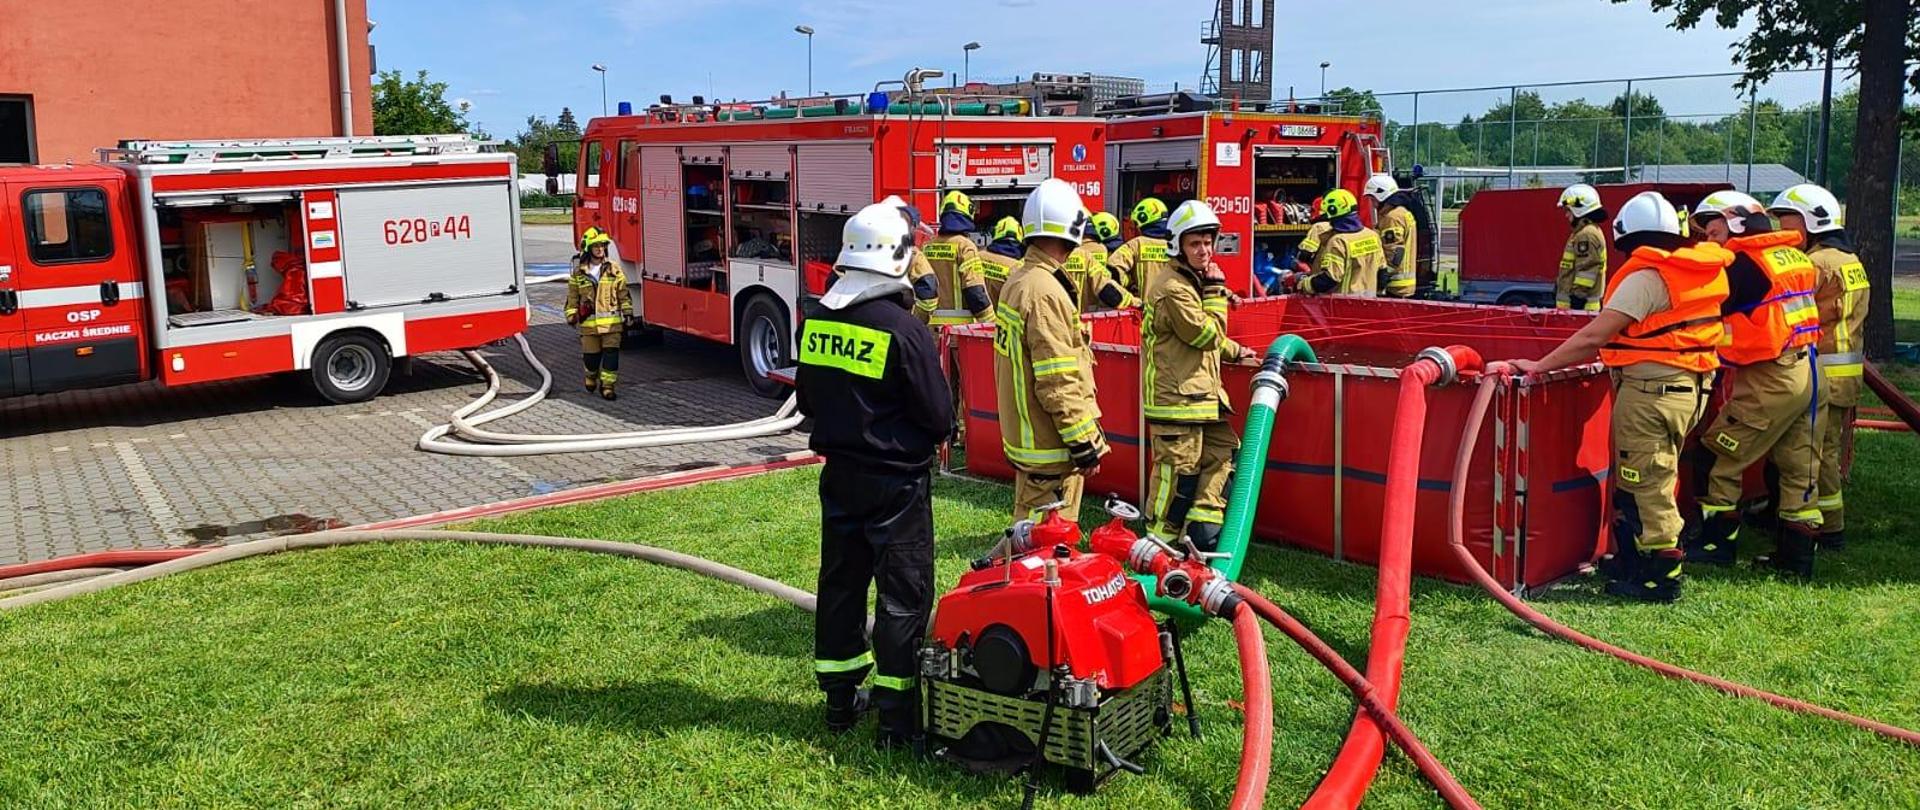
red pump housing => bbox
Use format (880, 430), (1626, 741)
(930, 521), (1164, 691)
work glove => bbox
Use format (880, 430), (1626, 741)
(1567, 295), (1588, 311)
(1068, 441), (1104, 472)
(565, 311), (581, 326)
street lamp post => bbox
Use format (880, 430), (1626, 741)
(963, 41), (981, 86)
(1319, 61), (1330, 98)
(794, 25), (815, 96)
(591, 64), (608, 116)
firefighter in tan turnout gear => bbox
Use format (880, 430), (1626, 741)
(1771, 183), (1868, 550)
(1511, 191), (1732, 602)
(921, 191), (992, 327)
(993, 179), (1110, 523)
(1105, 197), (1175, 300)
(1142, 200), (1257, 550)
(1287, 190), (1384, 297)
(1556, 183), (1610, 311)
(1363, 173), (1417, 298)
(979, 216), (1025, 301)
(1682, 191), (1823, 578)
(1065, 209), (1136, 312)
(564, 228), (633, 400)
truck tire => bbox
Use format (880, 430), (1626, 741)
(309, 332), (392, 404)
(737, 294), (790, 399)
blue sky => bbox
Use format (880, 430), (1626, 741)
(368, 0), (1847, 139)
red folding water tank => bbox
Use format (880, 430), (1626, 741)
(953, 297), (1613, 594)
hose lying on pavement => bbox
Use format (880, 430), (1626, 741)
(0, 530), (816, 613)
(1445, 364), (1920, 749)
(417, 335), (804, 457)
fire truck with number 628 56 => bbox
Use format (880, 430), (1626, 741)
(0, 134), (528, 404)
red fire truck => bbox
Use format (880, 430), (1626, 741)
(0, 135), (527, 404)
(1102, 95), (1388, 295)
(569, 81), (1107, 396)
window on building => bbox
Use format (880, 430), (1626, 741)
(24, 188), (113, 264)
(1251, 0), (1264, 28)
(1226, 0), (1240, 25)
(0, 96), (32, 164)
(1250, 51), (1265, 85)
(1226, 50), (1240, 82)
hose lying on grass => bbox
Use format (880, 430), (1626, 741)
(1445, 365), (1920, 750)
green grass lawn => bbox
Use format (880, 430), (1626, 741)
(4, 452), (1920, 808)
(522, 210), (573, 226)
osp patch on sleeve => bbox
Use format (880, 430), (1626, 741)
(1714, 432), (1740, 453)
(799, 320), (893, 379)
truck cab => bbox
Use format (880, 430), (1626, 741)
(0, 165), (148, 396)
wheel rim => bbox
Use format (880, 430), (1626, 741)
(748, 315), (783, 377)
(328, 345), (378, 392)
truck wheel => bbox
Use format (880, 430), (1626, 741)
(737, 294), (790, 399)
(310, 333), (392, 404)
(1496, 291), (1534, 308)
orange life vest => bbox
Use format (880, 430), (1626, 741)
(1598, 243), (1732, 373)
(1718, 230), (1821, 366)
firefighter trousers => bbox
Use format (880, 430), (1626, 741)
(1698, 354), (1819, 528)
(1147, 421), (1240, 541)
(581, 332), (622, 388)
(1816, 372), (1862, 534)
(1012, 466), (1086, 523)
(1611, 371), (1710, 552)
(815, 459), (935, 733)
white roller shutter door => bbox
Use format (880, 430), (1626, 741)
(796, 143), (872, 214)
(640, 146), (683, 281)
(729, 144), (793, 179)
(337, 181), (517, 309)
(1119, 139), (1201, 170)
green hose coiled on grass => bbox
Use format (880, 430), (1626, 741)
(1138, 334), (1316, 627)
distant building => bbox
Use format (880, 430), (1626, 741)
(0, 0), (374, 165)
(1201, 0), (1276, 101)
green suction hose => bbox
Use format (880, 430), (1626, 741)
(1136, 334), (1316, 627)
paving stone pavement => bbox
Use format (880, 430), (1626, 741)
(0, 279), (811, 565)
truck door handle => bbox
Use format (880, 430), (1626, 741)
(100, 280), (121, 306)
(0, 290), (15, 315)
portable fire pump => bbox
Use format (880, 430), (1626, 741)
(919, 499), (1198, 793)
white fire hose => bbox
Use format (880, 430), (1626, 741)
(417, 335), (804, 457)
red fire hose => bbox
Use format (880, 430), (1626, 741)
(1304, 345), (1480, 810)
(1233, 585), (1482, 809)
(1228, 603), (1274, 810)
(1445, 363), (1920, 748)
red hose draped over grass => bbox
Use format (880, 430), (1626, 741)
(1443, 364), (1920, 749)
(1303, 346), (1478, 810)
(0, 549), (205, 581)
(1233, 585), (1482, 809)
(1229, 604), (1274, 810)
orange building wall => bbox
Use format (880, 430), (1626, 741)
(0, 0), (374, 164)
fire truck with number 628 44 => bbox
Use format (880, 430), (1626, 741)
(0, 134), (528, 404)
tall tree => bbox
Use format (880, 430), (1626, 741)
(1619, 0), (1917, 358)
(371, 70), (471, 136)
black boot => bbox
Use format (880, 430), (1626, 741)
(1757, 522), (1817, 580)
(1817, 530), (1846, 551)
(824, 687), (871, 733)
(1682, 513), (1740, 566)
(1605, 548), (1684, 603)
(874, 703), (925, 753)
(1187, 522), (1223, 554)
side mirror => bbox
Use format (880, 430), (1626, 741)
(541, 142), (561, 177)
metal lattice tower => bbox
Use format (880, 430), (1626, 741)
(1200, 0), (1275, 100)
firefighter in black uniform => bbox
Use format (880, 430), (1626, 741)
(796, 198), (953, 749)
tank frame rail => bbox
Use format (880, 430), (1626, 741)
(99, 134), (498, 164)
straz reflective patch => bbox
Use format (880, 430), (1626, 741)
(1141, 244), (1169, 263)
(1618, 466), (1642, 484)
(1841, 261), (1869, 291)
(923, 243), (958, 261)
(799, 320), (892, 379)
(1350, 236), (1383, 256)
(1715, 433), (1740, 453)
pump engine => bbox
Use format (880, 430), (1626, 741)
(920, 499), (1180, 792)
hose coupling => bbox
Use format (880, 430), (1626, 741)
(1251, 368), (1290, 406)
(1160, 568), (1194, 600)
(1198, 575), (1242, 618)
(1416, 346), (1459, 386)
(1129, 536), (1175, 573)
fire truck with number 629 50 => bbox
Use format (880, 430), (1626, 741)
(0, 134), (527, 404)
